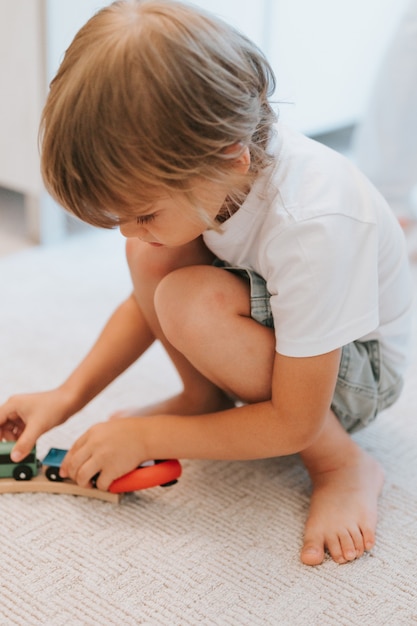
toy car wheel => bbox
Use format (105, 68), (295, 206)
(45, 466), (63, 482)
(13, 465), (33, 481)
(160, 479), (178, 487)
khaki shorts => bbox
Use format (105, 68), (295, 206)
(215, 262), (404, 433)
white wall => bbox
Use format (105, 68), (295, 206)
(268, 0), (408, 134)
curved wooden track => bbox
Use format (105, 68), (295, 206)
(0, 470), (121, 503)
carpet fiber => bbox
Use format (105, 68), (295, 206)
(1, 230), (416, 625)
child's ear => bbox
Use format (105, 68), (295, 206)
(224, 143), (251, 174)
(234, 145), (251, 174)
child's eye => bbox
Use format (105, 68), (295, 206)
(136, 214), (156, 225)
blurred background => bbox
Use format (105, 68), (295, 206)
(0, 0), (409, 254)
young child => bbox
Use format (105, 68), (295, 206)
(0, 0), (413, 566)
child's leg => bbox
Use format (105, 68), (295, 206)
(154, 263), (384, 565)
(154, 263), (276, 403)
(119, 237), (237, 416)
(121, 238), (276, 415)
(299, 410), (384, 566)
(126, 250), (384, 566)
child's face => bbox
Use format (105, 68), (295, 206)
(118, 180), (229, 247)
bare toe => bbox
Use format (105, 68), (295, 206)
(300, 529), (326, 566)
(362, 526), (376, 552)
(336, 530), (358, 562)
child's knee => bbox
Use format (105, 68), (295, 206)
(154, 266), (216, 344)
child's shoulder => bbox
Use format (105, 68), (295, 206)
(271, 123), (385, 222)
(274, 122), (354, 178)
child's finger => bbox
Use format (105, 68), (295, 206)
(0, 418), (24, 441)
(0, 402), (18, 425)
(10, 426), (41, 462)
(59, 435), (91, 480)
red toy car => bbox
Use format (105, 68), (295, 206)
(42, 448), (182, 493)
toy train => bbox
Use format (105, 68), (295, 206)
(0, 441), (181, 494)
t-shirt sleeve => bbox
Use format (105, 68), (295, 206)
(265, 215), (379, 357)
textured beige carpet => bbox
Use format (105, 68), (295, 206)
(1, 230), (417, 625)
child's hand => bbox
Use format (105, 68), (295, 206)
(59, 418), (148, 491)
(0, 390), (71, 461)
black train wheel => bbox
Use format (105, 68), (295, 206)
(13, 465), (33, 481)
(45, 466), (64, 482)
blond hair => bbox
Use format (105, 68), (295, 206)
(40, 0), (277, 228)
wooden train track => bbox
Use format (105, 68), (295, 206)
(0, 469), (121, 503)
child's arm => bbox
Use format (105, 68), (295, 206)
(60, 348), (341, 489)
(0, 293), (154, 461)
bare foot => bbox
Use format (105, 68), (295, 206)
(110, 388), (235, 419)
(300, 446), (385, 566)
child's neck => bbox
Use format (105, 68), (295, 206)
(216, 186), (250, 223)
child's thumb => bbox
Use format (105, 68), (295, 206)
(10, 432), (37, 463)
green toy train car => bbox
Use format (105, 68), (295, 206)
(0, 441), (40, 480)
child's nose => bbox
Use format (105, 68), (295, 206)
(119, 220), (145, 239)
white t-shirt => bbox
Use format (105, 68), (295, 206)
(203, 123), (413, 374)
